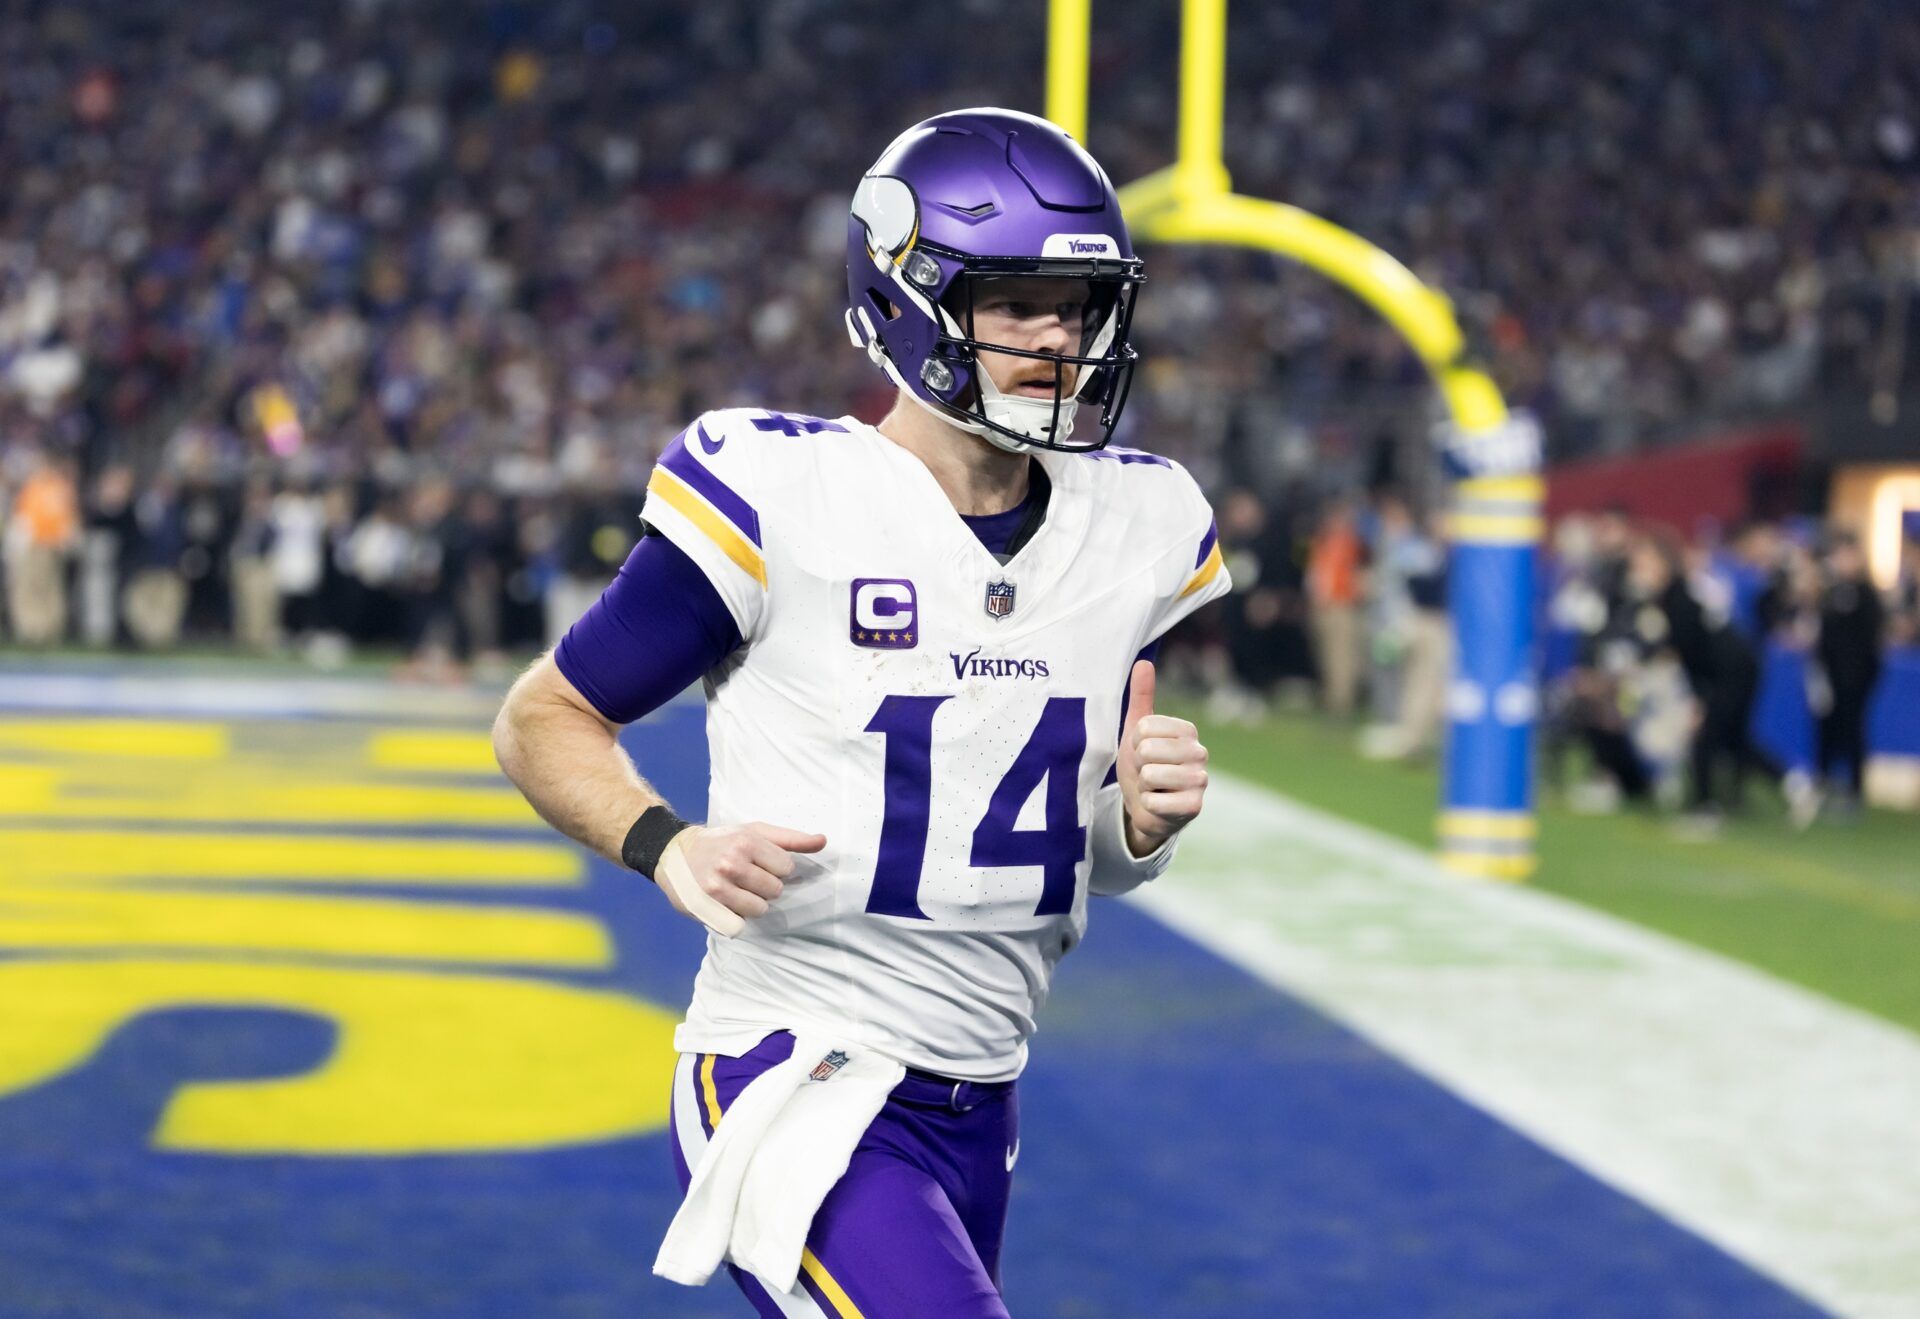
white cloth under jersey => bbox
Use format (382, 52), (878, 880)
(654, 1033), (905, 1292)
(642, 409), (1231, 1082)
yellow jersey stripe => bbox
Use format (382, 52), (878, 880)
(699, 1053), (723, 1131)
(800, 1247), (868, 1318)
(1179, 541), (1225, 598)
(648, 468), (768, 588)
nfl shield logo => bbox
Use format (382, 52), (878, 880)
(984, 580), (1016, 621)
(810, 1050), (850, 1082)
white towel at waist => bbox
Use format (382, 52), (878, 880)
(654, 1031), (906, 1295)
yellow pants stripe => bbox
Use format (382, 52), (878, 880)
(799, 1247), (867, 1318)
(699, 1053), (723, 1131)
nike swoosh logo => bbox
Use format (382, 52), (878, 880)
(1005, 1140), (1019, 1172)
(696, 422), (724, 454)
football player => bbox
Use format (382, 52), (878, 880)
(494, 108), (1229, 1317)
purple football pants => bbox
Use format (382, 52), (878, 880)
(668, 1031), (1018, 1318)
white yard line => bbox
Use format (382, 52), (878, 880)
(1131, 775), (1920, 1319)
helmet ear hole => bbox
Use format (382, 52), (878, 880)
(866, 288), (901, 322)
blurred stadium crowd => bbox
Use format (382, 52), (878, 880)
(1205, 490), (1919, 820)
(1, 0), (1919, 749)
(1537, 511), (1915, 824)
(3, 2), (1919, 468)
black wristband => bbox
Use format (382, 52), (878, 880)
(621, 804), (693, 881)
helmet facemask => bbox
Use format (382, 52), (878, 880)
(847, 209), (1143, 453)
(919, 265), (1141, 453)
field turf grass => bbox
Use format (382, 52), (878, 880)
(1188, 707), (1920, 1037)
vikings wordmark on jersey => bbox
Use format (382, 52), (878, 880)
(640, 407), (1228, 1084)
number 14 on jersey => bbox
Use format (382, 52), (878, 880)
(864, 694), (1089, 920)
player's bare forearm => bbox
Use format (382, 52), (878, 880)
(494, 651), (827, 938)
(492, 651), (663, 864)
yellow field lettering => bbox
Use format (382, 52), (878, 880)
(0, 959), (677, 1153)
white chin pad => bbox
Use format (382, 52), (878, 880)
(973, 354), (1083, 448)
(924, 300), (1095, 449)
(982, 393), (1078, 448)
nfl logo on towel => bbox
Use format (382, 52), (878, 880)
(810, 1050), (850, 1082)
(984, 581), (1016, 621)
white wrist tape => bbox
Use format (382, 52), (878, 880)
(655, 831), (746, 938)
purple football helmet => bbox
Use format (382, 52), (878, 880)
(845, 108), (1144, 453)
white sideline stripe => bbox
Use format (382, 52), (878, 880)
(1130, 774), (1920, 1319)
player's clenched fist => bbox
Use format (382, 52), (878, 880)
(1116, 659), (1209, 857)
(656, 822), (827, 938)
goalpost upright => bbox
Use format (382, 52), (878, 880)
(1048, 0), (1543, 879)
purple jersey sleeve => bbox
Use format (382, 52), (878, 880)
(554, 532), (744, 725)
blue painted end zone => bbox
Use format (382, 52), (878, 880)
(0, 692), (1825, 1316)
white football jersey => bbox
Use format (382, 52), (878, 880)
(642, 409), (1230, 1081)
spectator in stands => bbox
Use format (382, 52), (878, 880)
(178, 474), (236, 639)
(1363, 492), (1417, 731)
(1546, 514), (1656, 811)
(341, 496), (412, 647)
(230, 480), (280, 653)
(1307, 497), (1366, 716)
(308, 483), (363, 664)
(1389, 507), (1451, 760)
(1360, 494), (1451, 760)
(270, 481), (327, 644)
(122, 476), (188, 650)
(1811, 533), (1885, 820)
(1212, 486), (1309, 722)
(1628, 532), (1753, 834)
(4, 452), (79, 646)
(1691, 539), (1765, 819)
(396, 477), (463, 681)
(1720, 522), (1781, 645)
(80, 464), (137, 648)
(449, 487), (514, 678)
